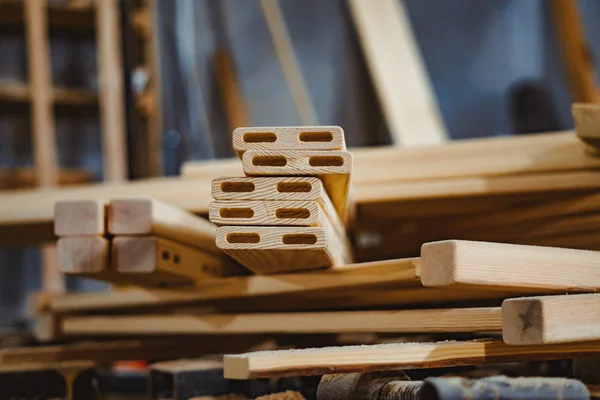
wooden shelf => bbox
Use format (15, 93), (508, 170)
(0, 0), (95, 34)
(0, 82), (98, 109)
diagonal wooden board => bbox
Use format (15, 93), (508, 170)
(223, 339), (600, 379)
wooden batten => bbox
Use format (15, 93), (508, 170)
(54, 200), (107, 237)
(113, 236), (246, 284)
(56, 236), (114, 282)
(108, 198), (219, 255)
(503, 293), (600, 345)
(216, 222), (351, 274)
(210, 200), (323, 227)
(421, 240), (600, 293)
(242, 150), (352, 220)
(572, 103), (600, 150)
(212, 176), (324, 202)
(232, 126), (346, 157)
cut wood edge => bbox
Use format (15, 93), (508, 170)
(54, 200), (107, 236)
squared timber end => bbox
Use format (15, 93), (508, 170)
(501, 297), (544, 345)
(108, 198), (154, 235)
(223, 355), (251, 380)
(572, 104), (600, 148)
(420, 240), (460, 287)
(209, 200), (323, 227)
(211, 176), (325, 201)
(54, 200), (106, 236)
(232, 126), (346, 157)
(112, 236), (158, 273)
(57, 236), (108, 274)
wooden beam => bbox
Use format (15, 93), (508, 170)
(212, 177), (324, 202)
(95, 0), (128, 181)
(223, 338), (600, 379)
(347, 0), (447, 146)
(108, 198), (219, 255)
(421, 240), (600, 292)
(232, 126), (345, 157)
(572, 103), (600, 149)
(502, 293), (600, 345)
(54, 200), (106, 236)
(61, 307), (501, 336)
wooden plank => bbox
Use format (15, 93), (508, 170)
(95, 0), (128, 181)
(347, 0), (447, 146)
(113, 236), (246, 283)
(57, 236), (109, 276)
(216, 224), (351, 274)
(210, 200), (325, 227)
(421, 240), (600, 292)
(242, 150), (352, 220)
(108, 198), (219, 255)
(212, 177), (325, 201)
(232, 126), (345, 157)
(51, 258), (420, 312)
(572, 103), (600, 149)
(223, 338), (600, 379)
(259, 0), (318, 125)
(54, 200), (106, 236)
(502, 293), (600, 345)
(61, 307), (501, 336)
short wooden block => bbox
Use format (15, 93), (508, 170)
(233, 126), (346, 157)
(242, 150), (352, 220)
(108, 198), (219, 255)
(503, 293), (600, 345)
(210, 200), (323, 227)
(54, 200), (106, 236)
(572, 103), (600, 149)
(212, 177), (324, 202)
(113, 236), (246, 284)
(216, 225), (351, 274)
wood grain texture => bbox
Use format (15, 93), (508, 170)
(54, 200), (106, 236)
(572, 103), (600, 149)
(421, 240), (600, 292)
(232, 126), (345, 156)
(224, 338), (600, 379)
(57, 236), (109, 275)
(347, 0), (447, 146)
(211, 177), (325, 202)
(210, 200), (323, 227)
(216, 224), (351, 274)
(51, 258), (419, 312)
(113, 236), (245, 284)
(60, 307), (501, 336)
(503, 294), (600, 345)
(108, 198), (219, 254)
(242, 150), (352, 220)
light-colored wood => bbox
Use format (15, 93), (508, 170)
(95, 0), (128, 182)
(57, 236), (109, 275)
(0, 167), (93, 190)
(212, 177), (324, 201)
(216, 225), (351, 274)
(61, 307), (502, 336)
(0, 82), (97, 107)
(232, 126), (345, 157)
(347, 0), (447, 146)
(223, 338), (600, 379)
(113, 236), (246, 284)
(108, 198), (219, 255)
(54, 200), (107, 236)
(259, 0), (318, 125)
(421, 240), (600, 292)
(51, 258), (420, 312)
(242, 150), (352, 220)
(502, 293), (600, 345)
(210, 200), (323, 227)
(572, 103), (600, 149)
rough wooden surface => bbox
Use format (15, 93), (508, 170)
(54, 200), (106, 236)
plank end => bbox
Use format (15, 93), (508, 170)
(113, 236), (157, 273)
(502, 297), (544, 345)
(57, 237), (108, 274)
(108, 198), (154, 235)
(223, 354), (251, 380)
(420, 240), (460, 287)
(54, 200), (106, 236)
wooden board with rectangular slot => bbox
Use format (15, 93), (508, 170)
(216, 225), (351, 274)
(54, 200), (107, 236)
(113, 236), (247, 285)
(242, 150), (352, 221)
(108, 198), (220, 255)
(233, 126), (346, 157)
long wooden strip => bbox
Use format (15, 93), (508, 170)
(573, 103), (600, 149)
(50, 258), (420, 312)
(421, 240), (600, 292)
(61, 307), (501, 336)
(242, 150), (352, 220)
(223, 339), (600, 379)
(502, 293), (600, 345)
(209, 200), (323, 227)
(232, 126), (346, 156)
(54, 200), (107, 236)
(108, 198), (219, 255)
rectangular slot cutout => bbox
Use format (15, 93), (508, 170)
(226, 233), (260, 244)
(299, 131), (333, 142)
(252, 156), (287, 167)
(277, 181), (312, 193)
(308, 156), (344, 167)
(282, 234), (318, 245)
(220, 208), (255, 218)
(221, 182), (255, 193)
(243, 132), (277, 143)
(275, 208), (311, 219)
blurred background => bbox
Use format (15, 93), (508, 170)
(0, 0), (598, 327)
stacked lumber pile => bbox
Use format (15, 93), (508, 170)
(210, 126), (353, 274)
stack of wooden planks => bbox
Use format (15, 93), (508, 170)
(210, 127), (353, 274)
